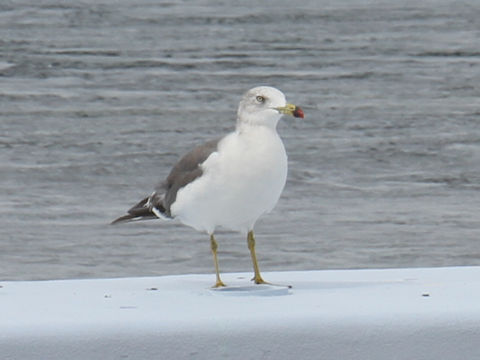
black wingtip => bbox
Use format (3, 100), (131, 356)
(111, 195), (170, 225)
(110, 214), (137, 225)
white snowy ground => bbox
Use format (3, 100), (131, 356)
(1, 267), (479, 359)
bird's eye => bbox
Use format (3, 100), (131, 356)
(256, 95), (265, 103)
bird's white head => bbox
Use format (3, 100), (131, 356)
(236, 86), (304, 130)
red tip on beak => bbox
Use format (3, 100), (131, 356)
(293, 106), (304, 119)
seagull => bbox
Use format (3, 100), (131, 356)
(112, 86), (304, 287)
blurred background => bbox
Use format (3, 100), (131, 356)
(1, 0), (479, 280)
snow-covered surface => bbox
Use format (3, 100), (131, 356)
(2, 267), (480, 359)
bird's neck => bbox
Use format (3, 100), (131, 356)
(235, 122), (279, 136)
(235, 114), (281, 133)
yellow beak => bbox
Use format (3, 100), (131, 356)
(275, 103), (304, 118)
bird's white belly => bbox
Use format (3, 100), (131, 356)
(171, 129), (287, 234)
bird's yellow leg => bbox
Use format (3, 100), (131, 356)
(210, 234), (226, 288)
(247, 230), (269, 285)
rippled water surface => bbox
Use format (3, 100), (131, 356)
(1, 0), (479, 280)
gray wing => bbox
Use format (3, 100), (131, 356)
(111, 138), (220, 224)
(161, 138), (220, 215)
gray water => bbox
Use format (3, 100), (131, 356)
(1, 0), (479, 281)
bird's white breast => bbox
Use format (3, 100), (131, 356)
(171, 126), (287, 234)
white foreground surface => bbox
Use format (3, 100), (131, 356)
(1, 267), (479, 359)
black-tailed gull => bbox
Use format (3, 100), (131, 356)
(112, 86), (304, 287)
